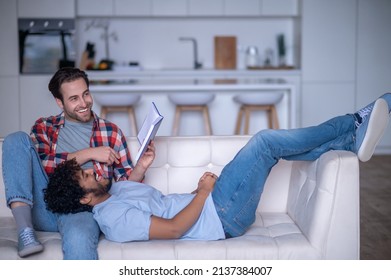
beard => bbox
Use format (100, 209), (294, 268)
(64, 103), (93, 123)
(83, 173), (113, 198)
(94, 179), (112, 197)
(92, 172), (113, 197)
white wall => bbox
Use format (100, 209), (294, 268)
(356, 0), (391, 153)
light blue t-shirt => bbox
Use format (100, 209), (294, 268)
(92, 181), (225, 243)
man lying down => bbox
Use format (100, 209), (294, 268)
(44, 94), (391, 242)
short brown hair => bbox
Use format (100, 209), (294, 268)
(48, 67), (89, 102)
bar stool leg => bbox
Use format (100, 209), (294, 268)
(127, 107), (138, 136)
(244, 106), (251, 135)
(234, 92), (283, 134)
(270, 105), (280, 129)
(100, 106), (139, 136)
(235, 106), (244, 135)
(172, 105), (214, 136)
(266, 106), (273, 129)
(172, 106), (182, 136)
(202, 106), (212, 135)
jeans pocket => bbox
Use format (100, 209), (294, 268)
(233, 195), (258, 232)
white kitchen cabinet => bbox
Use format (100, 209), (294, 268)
(77, 0), (114, 16)
(0, 0), (18, 76)
(0, 0), (19, 137)
(76, 0), (300, 18)
(114, 0), (152, 16)
(302, 0), (356, 82)
(19, 76), (60, 133)
(189, 0), (299, 17)
(18, 0), (75, 18)
(262, 0), (299, 16)
(301, 0), (356, 127)
(225, 0), (260, 16)
(152, 0), (187, 16)
(0, 77), (20, 137)
(188, 0), (224, 16)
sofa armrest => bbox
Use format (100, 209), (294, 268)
(288, 150), (360, 259)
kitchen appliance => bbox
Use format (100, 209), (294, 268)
(214, 36), (237, 69)
(18, 18), (76, 74)
(245, 46), (260, 68)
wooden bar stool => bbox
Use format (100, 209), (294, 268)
(94, 94), (141, 136)
(168, 92), (215, 136)
(234, 92), (284, 134)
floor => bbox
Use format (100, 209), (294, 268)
(359, 155), (391, 259)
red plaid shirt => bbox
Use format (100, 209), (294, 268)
(30, 111), (133, 181)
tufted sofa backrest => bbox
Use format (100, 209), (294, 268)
(127, 136), (292, 213)
(0, 136), (295, 217)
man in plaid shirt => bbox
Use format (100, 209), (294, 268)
(2, 67), (155, 259)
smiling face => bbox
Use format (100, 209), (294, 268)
(55, 78), (94, 123)
(78, 169), (112, 206)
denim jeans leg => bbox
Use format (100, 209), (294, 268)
(3, 132), (100, 259)
(213, 114), (356, 237)
(212, 130), (280, 237)
(2, 131), (57, 231)
(57, 211), (100, 260)
(273, 115), (356, 161)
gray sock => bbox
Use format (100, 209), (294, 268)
(11, 205), (33, 233)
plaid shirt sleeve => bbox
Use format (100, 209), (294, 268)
(30, 115), (68, 175)
(113, 129), (134, 181)
(92, 117), (134, 181)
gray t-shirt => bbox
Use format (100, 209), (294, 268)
(56, 119), (94, 169)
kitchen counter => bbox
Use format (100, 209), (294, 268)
(90, 77), (294, 92)
(86, 68), (301, 80)
(89, 75), (299, 137)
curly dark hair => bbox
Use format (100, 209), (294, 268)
(44, 158), (92, 214)
(48, 67), (89, 102)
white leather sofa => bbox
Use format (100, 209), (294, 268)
(0, 136), (360, 260)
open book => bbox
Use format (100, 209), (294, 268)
(135, 102), (164, 162)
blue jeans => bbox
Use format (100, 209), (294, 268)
(2, 132), (100, 260)
(212, 114), (356, 238)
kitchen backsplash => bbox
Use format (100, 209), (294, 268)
(76, 17), (298, 70)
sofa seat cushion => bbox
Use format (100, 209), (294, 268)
(0, 212), (319, 260)
(98, 212), (317, 259)
(0, 217), (64, 260)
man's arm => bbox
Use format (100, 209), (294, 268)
(30, 117), (68, 175)
(127, 141), (156, 182)
(68, 146), (120, 166)
(149, 173), (217, 239)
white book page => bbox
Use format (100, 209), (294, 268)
(137, 102), (162, 144)
(135, 102), (163, 162)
